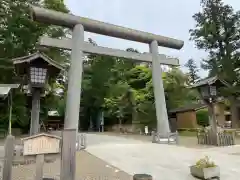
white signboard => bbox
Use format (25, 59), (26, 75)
(22, 134), (60, 156)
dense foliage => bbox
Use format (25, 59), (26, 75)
(190, 0), (240, 89)
(196, 109), (209, 127)
(0, 0), (69, 131)
(185, 59), (200, 85)
(77, 40), (198, 130)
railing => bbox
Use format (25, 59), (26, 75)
(197, 130), (235, 146)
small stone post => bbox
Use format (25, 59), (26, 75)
(35, 154), (44, 180)
(2, 135), (15, 180)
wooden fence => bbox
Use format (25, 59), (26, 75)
(197, 131), (235, 146)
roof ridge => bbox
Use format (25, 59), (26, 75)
(12, 52), (65, 71)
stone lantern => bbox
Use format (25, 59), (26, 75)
(12, 52), (64, 135)
(190, 76), (229, 144)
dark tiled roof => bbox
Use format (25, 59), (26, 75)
(189, 76), (230, 88)
(168, 104), (206, 114)
(12, 52), (65, 71)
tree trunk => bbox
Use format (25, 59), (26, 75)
(208, 103), (218, 145)
(229, 96), (239, 128)
(119, 118), (123, 132)
(132, 106), (137, 123)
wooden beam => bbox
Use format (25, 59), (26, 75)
(39, 36), (179, 66)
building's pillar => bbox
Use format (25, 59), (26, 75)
(60, 24), (84, 180)
(2, 135), (15, 180)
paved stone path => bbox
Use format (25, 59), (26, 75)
(85, 133), (240, 180)
(8, 151), (131, 180)
(0, 134), (133, 180)
(1, 133), (240, 179)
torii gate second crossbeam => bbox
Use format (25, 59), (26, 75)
(31, 6), (184, 180)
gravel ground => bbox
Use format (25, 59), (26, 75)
(1, 151), (132, 180)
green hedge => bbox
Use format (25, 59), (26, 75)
(178, 128), (199, 132)
(196, 109), (209, 127)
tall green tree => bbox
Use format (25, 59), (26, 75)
(79, 39), (116, 130)
(0, 0), (69, 130)
(190, 0), (240, 82)
(163, 68), (199, 109)
(190, 0), (240, 127)
(185, 59), (200, 84)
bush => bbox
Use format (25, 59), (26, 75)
(178, 128), (198, 132)
(223, 129), (236, 134)
(196, 109), (209, 127)
(195, 156), (216, 168)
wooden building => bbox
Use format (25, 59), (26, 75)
(169, 104), (206, 129)
(169, 101), (230, 130)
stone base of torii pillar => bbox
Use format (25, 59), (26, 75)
(152, 132), (179, 144)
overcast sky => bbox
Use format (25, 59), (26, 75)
(65, 0), (240, 77)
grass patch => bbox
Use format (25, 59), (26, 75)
(178, 130), (197, 137)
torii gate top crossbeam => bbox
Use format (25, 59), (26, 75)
(31, 6), (184, 50)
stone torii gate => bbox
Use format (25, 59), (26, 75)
(31, 6), (184, 180)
